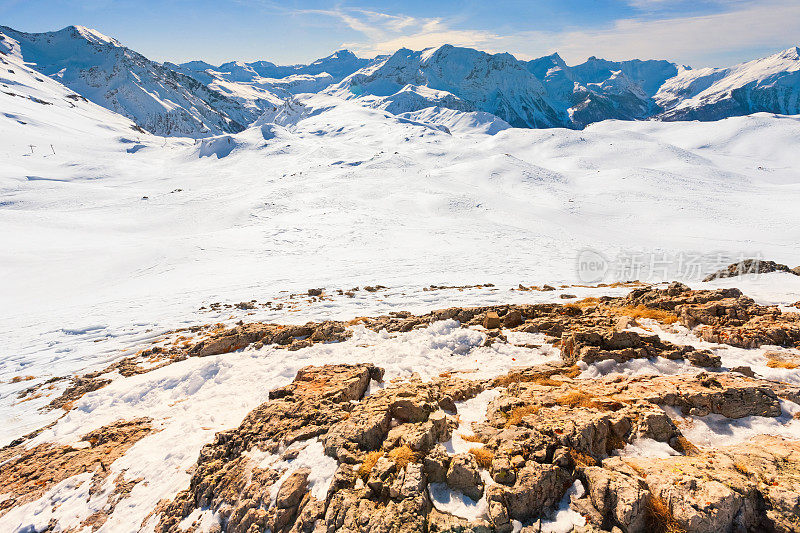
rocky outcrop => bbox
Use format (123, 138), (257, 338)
(703, 259), (800, 282)
(601, 435), (800, 533)
(617, 282), (800, 349)
(560, 328), (719, 368)
(151, 358), (800, 532)
(0, 418), (152, 517)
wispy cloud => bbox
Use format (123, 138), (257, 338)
(301, 0), (800, 67)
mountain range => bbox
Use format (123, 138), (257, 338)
(1, 24), (798, 137)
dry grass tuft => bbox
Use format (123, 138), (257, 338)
(565, 297), (601, 310)
(733, 462), (750, 476)
(469, 447), (494, 469)
(358, 451), (383, 481)
(388, 445), (418, 470)
(611, 305), (679, 324)
(672, 436), (700, 456)
(530, 376), (562, 387)
(569, 449), (597, 467)
(646, 494), (686, 533)
(11, 375), (36, 383)
(766, 359), (799, 369)
(555, 391), (599, 409)
(505, 405), (541, 427)
(494, 365), (582, 387)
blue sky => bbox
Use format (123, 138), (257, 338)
(1, 0), (798, 67)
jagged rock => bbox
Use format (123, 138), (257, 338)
(615, 435), (800, 533)
(503, 309), (523, 328)
(325, 490), (431, 532)
(277, 469), (310, 509)
(447, 453), (484, 501)
(0, 418), (152, 514)
(389, 462), (425, 500)
(154, 364), (376, 532)
(503, 462), (571, 520)
(428, 507), (493, 532)
(703, 259), (799, 282)
(579, 463), (650, 531)
(423, 444), (451, 483)
(483, 311), (502, 329)
(366, 456), (397, 497)
(384, 410), (451, 453)
(684, 349), (721, 368)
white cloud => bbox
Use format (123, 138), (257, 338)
(523, 0), (800, 66)
(299, 0), (799, 67)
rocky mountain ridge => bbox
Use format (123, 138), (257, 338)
(2, 24), (799, 137)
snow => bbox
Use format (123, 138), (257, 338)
(616, 437), (681, 458)
(656, 46), (800, 120)
(0, 472), (96, 532)
(428, 470), (494, 521)
(444, 388), (502, 454)
(666, 400), (800, 448)
(539, 480), (587, 533)
(2, 31), (800, 531)
(258, 439), (339, 505)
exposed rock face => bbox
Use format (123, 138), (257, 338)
(560, 328), (719, 368)
(447, 453), (484, 500)
(151, 356), (800, 532)
(10, 284), (800, 532)
(605, 435), (800, 533)
(154, 366), (492, 532)
(618, 282), (800, 349)
(703, 259), (800, 282)
(0, 418), (152, 518)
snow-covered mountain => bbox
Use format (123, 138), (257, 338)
(167, 50), (371, 113)
(330, 43), (800, 129)
(329, 45), (564, 128)
(3, 23), (799, 135)
(327, 46), (688, 129)
(655, 46), (800, 121)
(0, 25), (255, 137)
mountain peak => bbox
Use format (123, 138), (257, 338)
(779, 45), (800, 60)
(64, 25), (120, 47)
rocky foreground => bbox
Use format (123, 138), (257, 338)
(2, 282), (800, 532)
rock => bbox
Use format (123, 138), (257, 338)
(367, 456), (397, 496)
(483, 311), (502, 329)
(614, 435), (800, 533)
(428, 507), (493, 532)
(703, 259), (799, 282)
(560, 294), (577, 299)
(423, 444), (451, 483)
(491, 456), (516, 485)
(685, 349), (721, 368)
(579, 463), (650, 532)
(307, 288), (323, 296)
(447, 453), (484, 501)
(504, 463), (571, 521)
(730, 365), (756, 377)
(503, 309), (523, 328)
(277, 469), (310, 508)
(389, 462), (425, 500)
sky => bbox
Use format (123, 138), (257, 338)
(1, 0), (799, 67)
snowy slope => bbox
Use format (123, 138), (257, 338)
(656, 46), (800, 121)
(0, 25), (256, 137)
(330, 45), (565, 128)
(167, 50), (370, 113)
